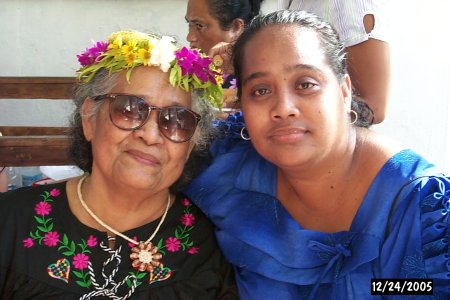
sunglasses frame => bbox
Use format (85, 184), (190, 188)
(92, 93), (201, 143)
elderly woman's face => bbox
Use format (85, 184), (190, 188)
(185, 0), (236, 53)
(239, 25), (352, 169)
(82, 67), (194, 191)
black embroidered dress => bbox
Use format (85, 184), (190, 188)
(0, 182), (236, 299)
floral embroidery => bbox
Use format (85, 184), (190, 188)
(87, 235), (98, 247)
(35, 201), (52, 215)
(25, 189), (93, 288)
(126, 197), (199, 286)
(23, 237), (34, 248)
(165, 237), (181, 252)
(25, 189), (200, 290)
(73, 253), (90, 270)
(43, 231), (60, 246)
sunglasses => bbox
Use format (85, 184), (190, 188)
(92, 94), (201, 143)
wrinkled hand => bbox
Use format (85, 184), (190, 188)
(208, 42), (234, 75)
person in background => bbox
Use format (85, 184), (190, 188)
(185, 10), (449, 299)
(279, 0), (390, 124)
(0, 30), (236, 299)
(185, 0), (265, 88)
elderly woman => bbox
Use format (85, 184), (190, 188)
(185, 10), (450, 299)
(0, 31), (236, 299)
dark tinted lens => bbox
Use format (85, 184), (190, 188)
(109, 95), (149, 130)
(158, 107), (199, 142)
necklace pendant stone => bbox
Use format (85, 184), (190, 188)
(130, 242), (163, 272)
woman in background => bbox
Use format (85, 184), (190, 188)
(185, 0), (265, 87)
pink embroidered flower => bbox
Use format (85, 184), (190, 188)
(43, 231), (60, 246)
(165, 237), (181, 252)
(50, 188), (61, 197)
(182, 198), (191, 206)
(23, 237), (34, 248)
(87, 235), (98, 247)
(35, 201), (52, 216)
(73, 253), (90, 270)
(128, 236), (139, 248)
(188, 246), (199, 254)
(180, 213), (196, 226)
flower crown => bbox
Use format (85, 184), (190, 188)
(76, 31), (223, 108)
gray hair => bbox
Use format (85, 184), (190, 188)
(232, 9), (374, 127)
(69, 68), (216, 193)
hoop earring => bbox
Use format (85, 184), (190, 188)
(240, 127), (251, 140)
(350, 110), (358, 125)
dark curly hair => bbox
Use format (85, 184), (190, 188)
(68, 69), (216, 194)
(208, 0), (265, 30)
(232, 9), (374, 127)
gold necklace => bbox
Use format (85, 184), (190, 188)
(77, 174), (170, 273)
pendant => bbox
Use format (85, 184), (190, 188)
(130, 242), (163, 272)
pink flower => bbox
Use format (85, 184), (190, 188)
(182, 198), (191, 206)
(188, 246), (199, 254)
(35, 201), (52, 216)
(77, 40), (109, 66)
(128, 236), (139, 248)
(87, 235), (98, 247)
(165, 237), (181, 252)
(73, 253), (90, 270)
(43, 231), (60, 246)
(23, 238), (34, 248)
(180, 213), (196, 226)
(50, 188), (61, 197)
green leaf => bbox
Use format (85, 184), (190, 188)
(63, 251), (74, 256)
(47, 223), (54, 231)
(63, 234), (69, 246)
(157, 238), (163, 249)
(76, 280), (90, 288)
(73, 270), (84, 278)
(70, 241), (76, 252)
(34, 216), (45, 224)
(37, 226), (48, 232)
(137, 272), (147, 279)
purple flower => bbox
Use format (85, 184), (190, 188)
(77, 40), (109, 66)
(175, 47), (199, 75)
(229, 78), (237, 89)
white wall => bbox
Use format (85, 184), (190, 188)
(0, 0), (449, 173)
(374, 0), (450, 173)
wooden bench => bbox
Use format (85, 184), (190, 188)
(0, 77), (76, 166)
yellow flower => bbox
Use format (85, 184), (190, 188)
(121, 40), (137, 56)
(138, 48), (151, 66)
(125, 52), (137, 67)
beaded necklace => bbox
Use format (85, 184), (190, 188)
(77, 174), (170, 273)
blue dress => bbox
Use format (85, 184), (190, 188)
(185, 136), (450, 299)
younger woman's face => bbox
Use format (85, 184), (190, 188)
(239, 25), (352, 169)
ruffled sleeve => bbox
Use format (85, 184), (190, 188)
(419, 176), (450, 296)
